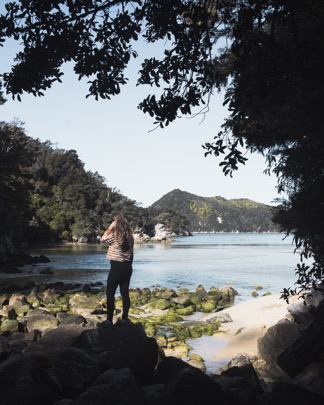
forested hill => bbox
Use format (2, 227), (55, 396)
(150, 189), (279, 233)
(0, 123), (154, 244)
(1, 122), (279, 245)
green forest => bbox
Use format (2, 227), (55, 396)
(0, 121), (154, 244)
(1, 121), (277, 245)
(151, 189), (279, 233)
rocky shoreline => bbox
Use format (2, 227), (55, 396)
(1, 279), (324, 404)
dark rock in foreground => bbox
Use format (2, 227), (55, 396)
(1, 283), (324, 404)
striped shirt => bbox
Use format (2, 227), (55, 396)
(102, 233), (133, 263)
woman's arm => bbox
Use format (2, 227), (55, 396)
(100, 221), (116, 242)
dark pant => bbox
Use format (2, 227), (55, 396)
(106, 260), (132, 322)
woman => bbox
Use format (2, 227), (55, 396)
(100, 211), (134, 324)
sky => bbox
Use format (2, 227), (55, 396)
(0, 16), (281, 208)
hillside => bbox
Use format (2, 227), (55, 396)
(149, 189), (279, 233)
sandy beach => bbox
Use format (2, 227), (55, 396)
(189, 293), (298, 369)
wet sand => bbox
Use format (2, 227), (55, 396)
(189, 293), (299, 371)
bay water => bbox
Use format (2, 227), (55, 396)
(8, 233), (301, 302)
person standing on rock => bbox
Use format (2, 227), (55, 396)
(100, 211), (134, 324)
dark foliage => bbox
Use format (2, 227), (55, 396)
(1, 1), (323, 297)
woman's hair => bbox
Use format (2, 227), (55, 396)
(111, 211), (134, 250)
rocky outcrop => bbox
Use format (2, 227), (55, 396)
(0, 236), (51, 274)
(1, 283), (324, 404)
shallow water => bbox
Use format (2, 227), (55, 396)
(1, 233), (301, 302)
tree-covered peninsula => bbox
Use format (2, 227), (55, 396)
(150, 189), (279, 233)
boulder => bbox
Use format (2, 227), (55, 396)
(152, 223), (172, 241)
(55, 347), (101, 398)
(257, 319), (300, 379)
(8, 293), (31, 315)
(24, 324), (86, 367)
(271, 379), (324, 405)
(69, 293), (104, 316)
(26, 312), (59, 333)
(76, 368), (146, 405)
(159, 366), (231, 405)
(0, 353), (62, 405)
(71, 321), (159, 384)
(56, 312), (86, 325)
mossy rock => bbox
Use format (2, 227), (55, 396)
(45, 304), (64, 315)
(195, 285), (207, 297)
(142, 287), (151, 296)
(203, 323), (216, 336)
(263, 292), (272, 296)
(189, 353), (204, 361)
(143, 323), (156, 337)
(151, 288), (161, 296)
(207, 288), (222, 300)
(157, 313), (183, 323)
(155, 299), (171, 310)
(138, 296), (151, 305)
(55, 296), (70, 306)
(175, 327), (191, 341)
(152, 291), (163, 299)
(175, 305), (195, 316)
(189, 325), (204, 338)
(129, 307), (144, 315)
(155, 333), (168, 347)
(161, 289), (176, 299)
(171, 342), (191, 358)
(188, 293), (202, 306)
(251, 291), (259, 297)
(171, 294), (191, 307)
(129, 289), (142, 299)
(0, 319), (20, 333)
(201, 301), (216, 312)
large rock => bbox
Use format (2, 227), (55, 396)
(69, 293), (104, 316)
(75, 368), (146, 405)
(24, 324), (86, 367)
(152, 223), (172, 241)
(26, 312), (59, 333)
(55, 322), (158, 395)
(159, 366), (232, 405)
(8, 293), (31, 315)
(257, 319), (301, 379)
(55, 347), (101, 398)
(0, 236), (14, 264)
(271, 379), (324, 405)
(0, 353), (62, 405)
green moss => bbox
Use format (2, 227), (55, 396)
(157, 313), (183, 323)
(155, 299), (171, 310)
(201, 301), (216, 312)
(175, 305), (195, 316)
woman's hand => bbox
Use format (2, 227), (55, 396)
(100, 221), (116, 241)
(108, 220), (116, 232)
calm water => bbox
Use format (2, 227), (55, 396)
(3, 233), (302, 303)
